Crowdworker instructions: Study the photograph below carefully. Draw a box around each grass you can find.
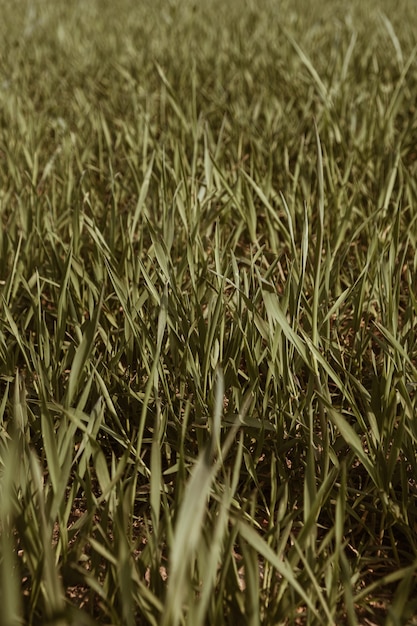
[1,0,417,623]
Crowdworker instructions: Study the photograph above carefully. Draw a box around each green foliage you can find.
[1,0,417,623]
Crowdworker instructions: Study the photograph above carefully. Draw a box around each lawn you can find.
[1,0,417,624]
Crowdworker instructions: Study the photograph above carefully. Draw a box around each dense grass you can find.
[1,0,417,623]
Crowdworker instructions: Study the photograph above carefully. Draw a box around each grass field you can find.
[1,0,417,624]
